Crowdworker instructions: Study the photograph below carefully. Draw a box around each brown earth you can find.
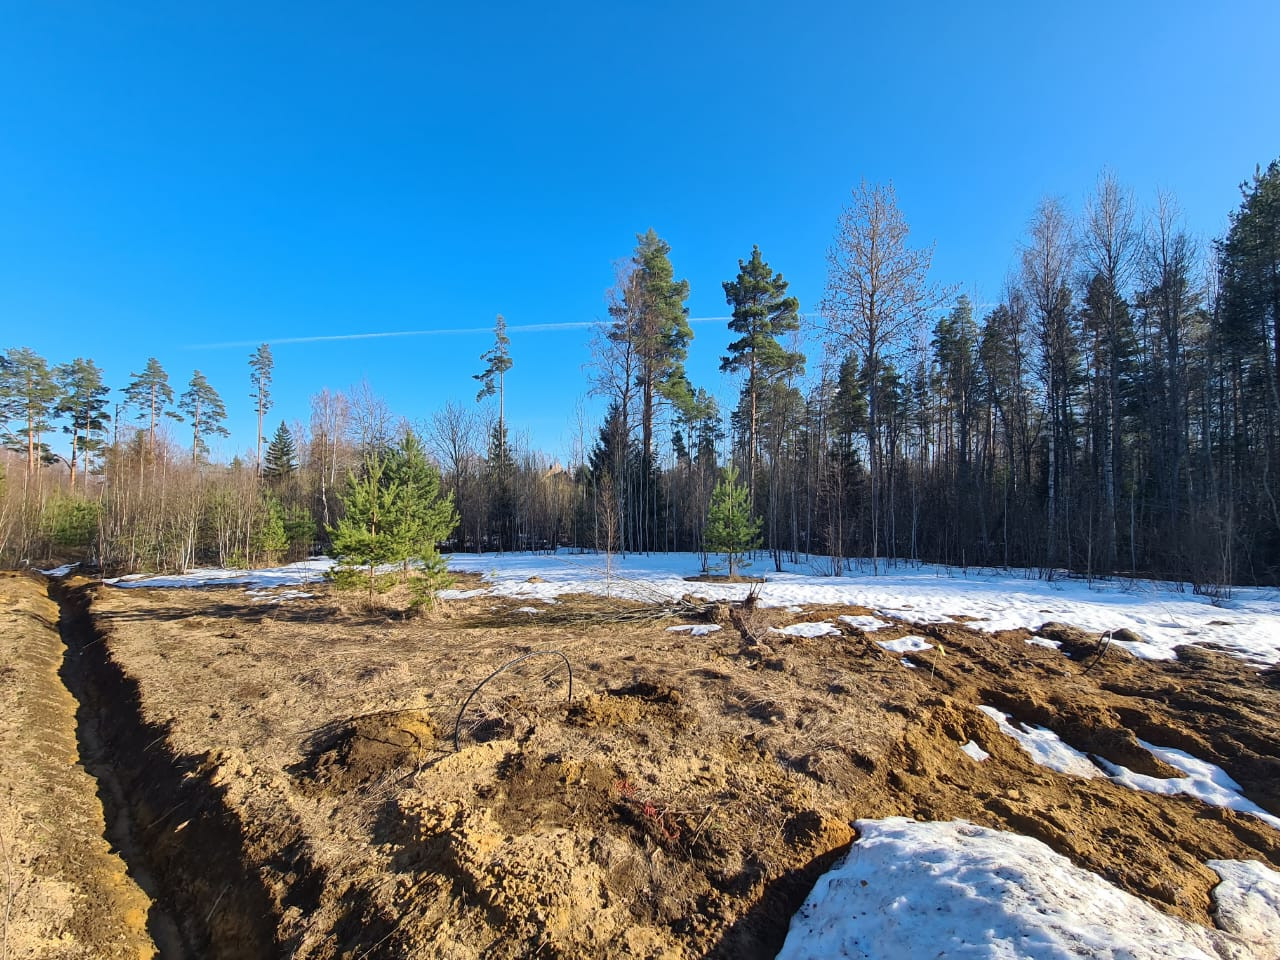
[0,572,156,960]
[4,571,1280,958]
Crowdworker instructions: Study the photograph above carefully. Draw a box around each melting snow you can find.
[977,706,1106,779]
[1098,743,1280,831]
[771,621,840,638]
[1208,859,1280,947]
[1026,635,1064,649]
[666,624,722,636]
[778,818,1266,960]
[961,740,990,762]
[876,635,934,654]
[39,562,79,577]
[838,613,892,631]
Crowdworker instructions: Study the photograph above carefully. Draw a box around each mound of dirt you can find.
[300,709,438,792]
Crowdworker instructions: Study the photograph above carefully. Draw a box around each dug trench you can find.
[51,577,293,959]
[11,575,1280,959]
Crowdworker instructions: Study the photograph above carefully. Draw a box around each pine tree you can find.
[721,245,804,494]
[0,347,60,475]
[474,315,513,433]
[703,464,762,578]
[328,453,403,600]
[383,431,458,601]
[263,421,298,480]
[54,357,111,487]
[123,358,177,459]
[178,370,230,462]
[250,343,274,476]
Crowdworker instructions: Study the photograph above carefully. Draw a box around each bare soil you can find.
[4,571,1280,958]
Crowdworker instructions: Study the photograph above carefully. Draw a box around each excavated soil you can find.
[4,571,1279,958]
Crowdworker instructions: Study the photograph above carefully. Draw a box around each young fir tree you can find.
[383,431,458,599]
[703,464,762,579]
[263,421,298,481]
[328,436,458,605]
[178,370,230,462]
[328,453,404,601]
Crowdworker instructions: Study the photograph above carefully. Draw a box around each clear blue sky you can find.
[2,1,1276,462]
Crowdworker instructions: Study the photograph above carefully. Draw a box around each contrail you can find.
[187,316,733,350]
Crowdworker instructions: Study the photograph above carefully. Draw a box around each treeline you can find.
[2,160,1278,587]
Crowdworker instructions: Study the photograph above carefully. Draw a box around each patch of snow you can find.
[1097,743,1280,831]
[1208,859,1280,947]
[245,589,314,603]
[876,635,933,654]
[899,658,917,669]
[666,624,722,636]
[977,706,1106,779]
[771,621,840,638]
[40,562,79,577]
[778,818,1251,960]
[1026,635,1063,649]
[106,558,336,590]
[837,614,891,631]
[515,606,541,614]
[961,740,990,762]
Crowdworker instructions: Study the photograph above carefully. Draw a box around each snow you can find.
[1208,859,1280,947]
[103,551,1280,665]
[106,558,335,589]
[1097,743,1280,831]
[666,624,722,636]
[898,658,917,670]
[1026,634,1064,649]
[778,817,1255,960]
[875,635,934,654]
[977,705,1106,779]
[39,562,79,577]
[977,709,1280,831]
[245,589,314,603]
[771,621,840,638]
[961,740,990,762]
[441,553,1280,665]
[515,606,541,614]
[837,614,892,631]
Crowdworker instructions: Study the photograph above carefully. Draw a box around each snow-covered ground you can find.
[440,552,1280,665]
[104,557,335,590]
[98,551,1280,664]
[777,818,1280,960]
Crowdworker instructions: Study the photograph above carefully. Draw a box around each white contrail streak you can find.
[188,316,732,350]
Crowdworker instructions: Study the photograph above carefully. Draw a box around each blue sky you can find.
[2,1,1277,463]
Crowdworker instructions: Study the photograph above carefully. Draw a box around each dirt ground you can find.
[5,569,1280,958]
[0,572,155,960]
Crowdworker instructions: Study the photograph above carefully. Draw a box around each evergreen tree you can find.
[474,314,513,433]
[703,464,762,578]
[383,431,458,597]
[263,421,298,480]
[54,357,111,487]
[178,370,230,462]
[0,347,59,475]
[250,343,274,476]
[123,357,177,458]
[328,453,403,600]
[721,245,804,492]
